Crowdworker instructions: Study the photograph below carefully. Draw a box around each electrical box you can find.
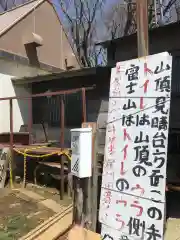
[71,128,92,178]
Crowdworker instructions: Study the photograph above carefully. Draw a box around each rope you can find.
[8,150,14,189]
[21,146,48,188]
[12,146,72,188]
[23,148,28,188]
[13,148,71,160]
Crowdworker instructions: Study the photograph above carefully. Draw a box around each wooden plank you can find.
[82,122,97,133]
[91,130,99,232]
[97,145,105,155]
[86,99,109,113]
[37,212,72,240]
[0,132,30,145]
[67,160,72,198]
[97,112,108,129]
[97,129,106,146]
[87,111,108,129]
[82,122,98,231]
[99,99,109,112]
[38,162,68,171]
[164,218,180,240]
[60,155,66,200]
[20,206,72,240]
[82,122,97,229]
[72,176,82,224]
[29,123,48,143]
[68,226,101,240]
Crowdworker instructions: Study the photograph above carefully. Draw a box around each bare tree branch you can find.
[0,0,28,11]
[0,0,29,11]
[104,0,178,41]
[174,0,180,20]
[58,0,106,67]
[163,0,177,15]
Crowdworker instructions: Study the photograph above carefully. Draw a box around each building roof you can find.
[12,66,111,84]
[97,21,180,48]
[0,0,46,37]
[0,0,81,71]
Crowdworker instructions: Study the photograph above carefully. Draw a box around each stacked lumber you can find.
[68,226,101,240]
[19,205,73,240]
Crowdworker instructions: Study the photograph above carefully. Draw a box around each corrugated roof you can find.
[0,0,45,36]
[12,66,111,84]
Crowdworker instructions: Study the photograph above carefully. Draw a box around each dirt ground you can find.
[25,183,72,207]
[0,189,53,239]
[2,182,180,240]
[164,191,180,240]
[0,183,72,240]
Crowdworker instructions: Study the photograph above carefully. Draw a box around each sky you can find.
[0,0,29,12]
[52,0,109,41]
[0,0,178,42]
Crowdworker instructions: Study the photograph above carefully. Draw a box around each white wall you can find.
[0,73,31,133]
[0,58,48,133]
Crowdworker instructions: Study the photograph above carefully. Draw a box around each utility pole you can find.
[136,0,149,57]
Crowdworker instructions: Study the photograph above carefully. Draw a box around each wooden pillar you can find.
[81,122,98,231]
[60,96,65,200]
[136,0,149,57]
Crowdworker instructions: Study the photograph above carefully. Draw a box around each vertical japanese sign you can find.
[99,52,172,240]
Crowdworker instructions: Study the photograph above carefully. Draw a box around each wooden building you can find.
[12,21,180,224]
[12,21,180,164]
[0,0,80,134]
[13,67,111,154]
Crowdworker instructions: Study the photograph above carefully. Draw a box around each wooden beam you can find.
[82,122,98,231]
[68,226,101,240]
[20,205,72,240]
[136,0,149,57]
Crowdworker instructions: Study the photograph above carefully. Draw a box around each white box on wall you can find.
[71,128,92,178]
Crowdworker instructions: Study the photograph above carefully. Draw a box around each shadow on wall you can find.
[24,43,40,67]
[13,83,31,131]
[0,72,31,133]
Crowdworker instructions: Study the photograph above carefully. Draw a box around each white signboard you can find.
[99,189,164,239]
[99,52,172,240]
[0,148,9,188]
[103,97,170,201]
[101,224,142,240]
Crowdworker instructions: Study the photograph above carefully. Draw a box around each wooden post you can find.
[67,158,72,198]
[136,0,149,57]
[60,155,65,200]
[82,122,97,231]
[60,96,65,200]
[9,99,15,187]
[91,127,98,232]
[73,122,98,230]
[73,176,84,225]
